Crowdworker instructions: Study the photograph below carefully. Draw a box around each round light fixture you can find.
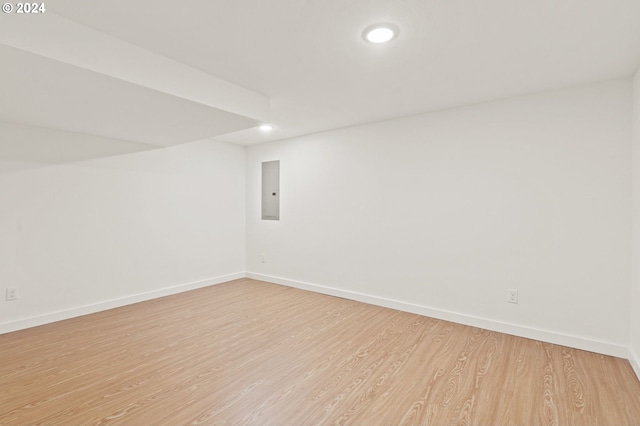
[259,124,274,132]
[362,23,399,44]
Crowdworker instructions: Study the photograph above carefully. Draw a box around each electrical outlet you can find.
[6,287,17,301]
[260,254,266,263]
[508,289,518,304]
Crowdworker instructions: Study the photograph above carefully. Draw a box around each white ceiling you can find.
[3,0,640,149]
[0,45,258,147]
[0,10,268,157]
[0,120,157,164]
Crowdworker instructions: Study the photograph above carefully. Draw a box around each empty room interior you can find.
[2,0,640,424]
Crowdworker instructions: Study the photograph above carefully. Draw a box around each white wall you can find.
[247,79,632,356]
[631,68,640,377]
[1,78,635,364]
[0,138,246,333]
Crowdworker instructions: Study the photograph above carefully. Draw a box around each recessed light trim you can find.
[259,124,274,132]
[362,23,399,44]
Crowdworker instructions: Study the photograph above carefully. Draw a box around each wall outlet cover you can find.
[6,287,18,301]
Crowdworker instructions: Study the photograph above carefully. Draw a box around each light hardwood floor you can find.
[1,278,639,425]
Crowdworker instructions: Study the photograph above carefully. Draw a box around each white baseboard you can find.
[0,272,245,335]
[247,272,629,359]
[3,271,634,368]
[630,344,640,382]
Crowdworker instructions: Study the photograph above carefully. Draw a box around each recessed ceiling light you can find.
[362,23,399,44]
[259,124,274,132]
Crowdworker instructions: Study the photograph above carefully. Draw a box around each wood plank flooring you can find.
[1,278,639,425]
